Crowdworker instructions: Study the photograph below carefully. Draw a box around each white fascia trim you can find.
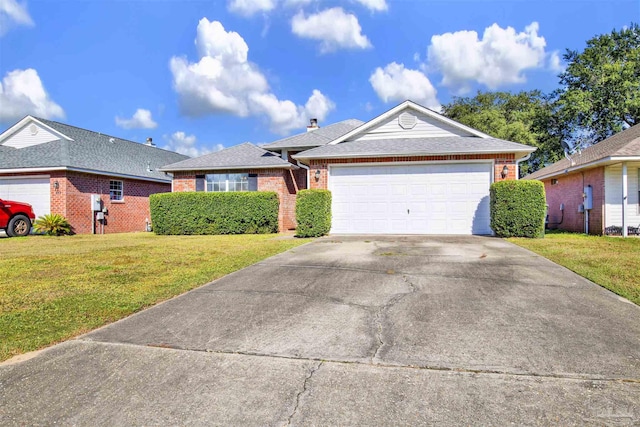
[530,156,640,180]
[0,166,171,183]
[0,116,73,145]
[327,101,491,146]
[295,149,534,161]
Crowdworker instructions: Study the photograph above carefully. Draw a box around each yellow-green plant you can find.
[33,214,72,236]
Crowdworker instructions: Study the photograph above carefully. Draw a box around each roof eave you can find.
[159,164,297,172]
[0,166,173,183]
[294,148,536,161]
[525,156,640,180]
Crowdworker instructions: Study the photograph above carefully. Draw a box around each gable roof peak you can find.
[327,100,492,146]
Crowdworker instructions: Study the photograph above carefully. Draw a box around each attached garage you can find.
[329,163,492,235]
[0,176,50,218]
[293,101,537,236]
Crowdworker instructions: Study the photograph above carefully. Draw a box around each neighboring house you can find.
[525,124,640,236]
[0,116,189,234]
[163,100,536,235]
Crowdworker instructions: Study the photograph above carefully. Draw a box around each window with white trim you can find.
[110,180,123,201]
[205,173,257,192]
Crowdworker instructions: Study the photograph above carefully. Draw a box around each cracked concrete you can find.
[1,235,639,425]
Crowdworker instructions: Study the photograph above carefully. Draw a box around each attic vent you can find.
[398,113,417,129]
[29,124,39,135]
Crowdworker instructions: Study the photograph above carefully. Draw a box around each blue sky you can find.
[0,0,636,156]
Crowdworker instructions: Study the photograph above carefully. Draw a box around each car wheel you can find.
[7,215,31,237]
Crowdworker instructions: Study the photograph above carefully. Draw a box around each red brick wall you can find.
[55,171,170,234]
[172,171,196,192]
[0,170,171,234]
[542,167,605,235]
[171,169,297,232]
[308,154,517,189]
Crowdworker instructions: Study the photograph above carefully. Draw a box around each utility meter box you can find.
[96,211,105,221]
[583,186,593,210]
[91,194,101,211]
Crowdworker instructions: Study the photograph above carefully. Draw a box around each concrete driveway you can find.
[1,236,639,425]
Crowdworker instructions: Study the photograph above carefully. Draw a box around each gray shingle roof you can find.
[262,119,364,150]
[160,142,295,171]
[0,117,189,182]
[293,136,536,160]
[525,124,640,180]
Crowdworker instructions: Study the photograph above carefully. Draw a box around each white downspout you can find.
[622,162,628,237]
[515,153,532,179]
[296,160,310,189]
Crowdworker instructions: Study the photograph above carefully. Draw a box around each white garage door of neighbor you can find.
[330,163,492,235]
[0,176,51,218]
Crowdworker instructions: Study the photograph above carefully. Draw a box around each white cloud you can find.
[163,131,224,157]
[369,62,440,110]
[228,0,276,16]
[0,68,64,123]
[427,22,548,93]
[291,7,372,53]
[0,0,33,36]
[548,50,565,73]
[354,0,387,12]
[170,18,334,134]
[115,108,158,129]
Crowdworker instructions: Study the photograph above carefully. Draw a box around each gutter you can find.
[159,164,297,173]
[515,153,532,179]
[293,149,536,161]
[296,160,311,187]
[0,166,172,183]
[526,156,640,181]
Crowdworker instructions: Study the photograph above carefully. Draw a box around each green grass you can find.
[508,231,640,305]
[0,233,311,361]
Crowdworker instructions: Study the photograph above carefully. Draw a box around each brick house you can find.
[164,100,536,235]
[0,116,188,234]
[524,124,640,236]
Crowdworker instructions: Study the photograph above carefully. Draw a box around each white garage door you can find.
[0,176,51,218]
[329,163,492,235]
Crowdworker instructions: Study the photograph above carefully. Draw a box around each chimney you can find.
[307,118,319,132]
[145,137,155,147]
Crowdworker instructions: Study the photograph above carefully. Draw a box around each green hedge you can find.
[296,189,332,237]
[150,192,279,235]
[490,180,546,238]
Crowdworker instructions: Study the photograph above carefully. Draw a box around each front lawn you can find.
[508,232,640,306]
[0,233,311,362]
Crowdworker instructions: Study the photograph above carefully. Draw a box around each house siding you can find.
[604,162,640,229]
[350,111,472,141]
[542,167,605,234]
[308,153,516,190]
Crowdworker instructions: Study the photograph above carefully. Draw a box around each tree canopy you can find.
[441,91,563,176]
[441,23,639,175]
[557,23,640,145]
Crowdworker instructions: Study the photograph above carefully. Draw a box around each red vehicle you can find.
[0,198,36,237]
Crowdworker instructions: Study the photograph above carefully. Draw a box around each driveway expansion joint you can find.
[74,340,640,384]
[285,361,323,426]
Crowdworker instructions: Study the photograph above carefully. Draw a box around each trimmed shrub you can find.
[150,192,279,235]
[296,189,331,238]
[490,180,546,238]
